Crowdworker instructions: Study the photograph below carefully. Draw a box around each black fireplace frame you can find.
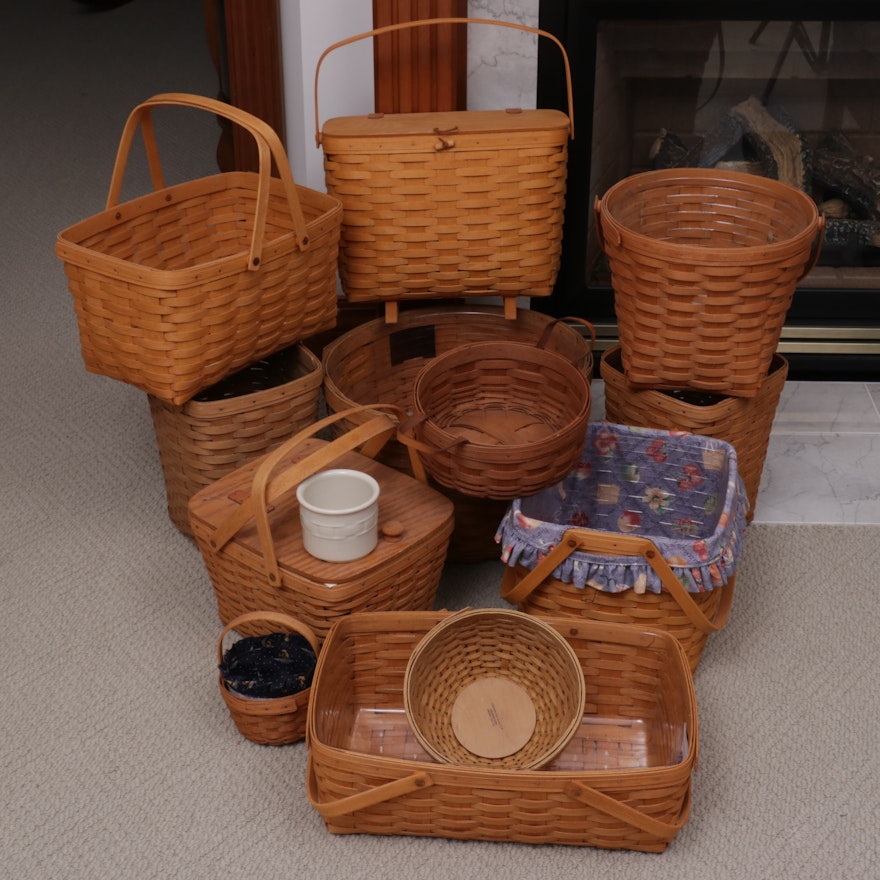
[535,1,880,380]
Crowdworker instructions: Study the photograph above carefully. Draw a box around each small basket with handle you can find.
[218,610,320,746]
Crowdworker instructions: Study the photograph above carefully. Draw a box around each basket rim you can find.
[598,167,821,261]
[411,340,591,452]
[309,610,698,782]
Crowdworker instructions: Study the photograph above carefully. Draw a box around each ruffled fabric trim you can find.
[495,422,749,594]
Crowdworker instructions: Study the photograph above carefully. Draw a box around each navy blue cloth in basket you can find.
[495,422,749,594]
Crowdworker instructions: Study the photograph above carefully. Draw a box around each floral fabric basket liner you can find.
[496,422,749,594]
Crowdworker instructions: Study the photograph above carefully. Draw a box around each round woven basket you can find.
[403,609,586,769]
[600,345,788,521]
[595,168,822,398]
[218,611,319,746]
[401,341,592,500]
[321,305,594,557]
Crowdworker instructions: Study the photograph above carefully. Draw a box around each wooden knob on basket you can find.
[380,521,404,542]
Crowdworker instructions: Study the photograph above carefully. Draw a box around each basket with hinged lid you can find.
[188,406,454,644]
[316,17,574,322]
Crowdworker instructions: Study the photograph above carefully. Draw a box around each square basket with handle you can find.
[56,92,342,405]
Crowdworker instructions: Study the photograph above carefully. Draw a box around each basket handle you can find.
[563,779,692,839]
[217,611,321,664]
[307,758,434,819]
[798,214,826,280]
[105,92,312,271]
[207,404,415,585]
[314,17,574,146]
[501,528,734,636]
[593,196,621,252]
[535,316,597,372]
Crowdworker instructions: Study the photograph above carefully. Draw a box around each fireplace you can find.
[536,1,880,379]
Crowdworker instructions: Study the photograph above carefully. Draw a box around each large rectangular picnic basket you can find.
[56,92,342,405]
[307,610,698,852]
[315,18,574,321]
[187,407,454,644]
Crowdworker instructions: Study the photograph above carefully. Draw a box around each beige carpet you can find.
[2,2,878,878]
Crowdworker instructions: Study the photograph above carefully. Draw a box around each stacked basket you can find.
[496,169,824,676]
[594,167,825,519]
[316,17,597,561]
[55,92,344,537]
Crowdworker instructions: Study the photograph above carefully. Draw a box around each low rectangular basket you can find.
[600,344,788,521]
[55,92,342,405]
[188,406,454,644]
[148,343,322,539]
[594,168,823,398]
[497,422,749,672]
[316,17,573,322]
[307,610,698,853]
[321,304,595,561]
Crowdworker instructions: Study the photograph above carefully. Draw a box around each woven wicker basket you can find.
[601,345,788,521]
[188,407,454,644]
[322,305,595,560]
[403,609,585,769]
[307,611,697,852]
[497,422,749,672]
[399,341,592,499]
[218,611,319,746]
[595,168,822,398]
[56,93,342,405]
[149,344,322,538]
[501,536,734,675]
[316,17,573,321]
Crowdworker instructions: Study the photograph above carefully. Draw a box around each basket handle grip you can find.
[106,92,312,271]
[535,316,597,372]
[217,611,321,664]
[501,528,733,636]
[314,17,574,146]
[593,196,621,251]
[563,779,692,839]
[307,758,434,819]
[798,213,826,280]
[207,404,415,584]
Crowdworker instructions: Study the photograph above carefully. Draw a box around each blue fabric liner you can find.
[496,422,749,594]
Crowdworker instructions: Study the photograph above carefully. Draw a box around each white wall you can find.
[279,0,375,192]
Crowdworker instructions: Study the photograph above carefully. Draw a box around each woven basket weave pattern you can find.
[218,611,319,746]
[405,341,591,499]
[148,344,322,538]
[308,611,696,852]
[597,168,821,398]
[324,139,567,301]
[56,93,342,405]
[403,609,586,769]
[322,306,594,561]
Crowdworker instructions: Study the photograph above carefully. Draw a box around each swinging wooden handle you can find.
[107,93,312,270]
[314,17,575,145]
[501,528,734,636]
